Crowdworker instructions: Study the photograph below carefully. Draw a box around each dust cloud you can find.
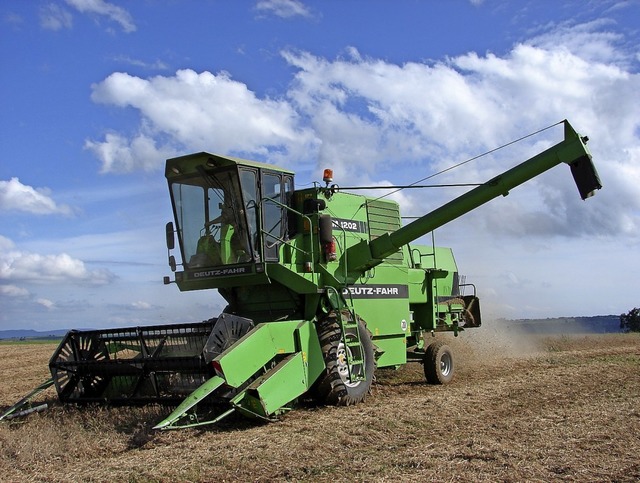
[434,317,547,370]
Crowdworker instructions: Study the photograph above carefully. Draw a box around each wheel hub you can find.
[440,352,452,377]
[336,342,361,388]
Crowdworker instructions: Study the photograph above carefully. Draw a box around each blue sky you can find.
[1,0,639,331]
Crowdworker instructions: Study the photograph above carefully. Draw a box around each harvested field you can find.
[1,331,639,482]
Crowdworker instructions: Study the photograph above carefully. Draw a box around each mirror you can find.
[166,222,175,250]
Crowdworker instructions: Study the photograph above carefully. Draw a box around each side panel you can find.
[216,321,299,387]
[348,265,411,368]
[233,320,324,416]
[408,245,460,331]
[373,337,408,368]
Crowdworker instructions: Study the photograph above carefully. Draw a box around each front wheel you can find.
[423,341,454,384]
[312,312,375,406]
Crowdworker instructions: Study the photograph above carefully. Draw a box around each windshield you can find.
[171,167,253,268]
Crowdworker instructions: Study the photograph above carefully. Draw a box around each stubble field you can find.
[1,328,639,482]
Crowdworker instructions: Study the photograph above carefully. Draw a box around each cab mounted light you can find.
[323,168,333,185]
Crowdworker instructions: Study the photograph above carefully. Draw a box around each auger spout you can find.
[345,120,601,277]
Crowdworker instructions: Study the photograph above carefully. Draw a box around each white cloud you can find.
[86,22,640,239]
[131,300,152,310]
[0,235,14,251]
[40,3,73,30]
[36,298,55,309]
[88,69,318,171]
[527,19,629,67]
[278,29,640,238]
[282,43,626,167]
[0,178,73,215]
[85,132,176,173]
[254,0,313,19]
[0,284,30,297]
[112,55,169,71]
[0,247,115,285]
[65,0,135,33]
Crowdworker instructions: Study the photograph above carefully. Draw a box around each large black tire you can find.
[313,312,375,406]
[423,341,454,384]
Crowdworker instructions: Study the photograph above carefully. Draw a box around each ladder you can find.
[326,286,366,383]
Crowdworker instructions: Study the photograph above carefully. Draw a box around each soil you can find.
[1,331,639,482]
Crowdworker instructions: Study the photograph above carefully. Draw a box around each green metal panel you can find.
[366,199,403,264]
[407,265,427,304]
[216,321,299,387]
[367,199,401,237]
[423,246,458,296]
[406,245,464,332]
[293,317,325,384]
[238,352,308,416]
[153,376,226,430]
[347,265,411,337]
[266,262,319,294]
[373,336,407,368]
[227,319,323,418]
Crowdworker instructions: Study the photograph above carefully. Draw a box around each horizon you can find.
[0,314,624,336]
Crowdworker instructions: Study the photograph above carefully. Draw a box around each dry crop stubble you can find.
[0,333,639,482]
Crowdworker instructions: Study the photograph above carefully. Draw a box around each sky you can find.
[1,0,639,332]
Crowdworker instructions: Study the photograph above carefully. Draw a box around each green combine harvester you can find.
[2,121,601,429]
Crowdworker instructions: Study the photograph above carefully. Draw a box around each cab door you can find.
[261,171,293,261]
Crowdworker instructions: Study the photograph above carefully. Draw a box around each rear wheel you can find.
[313,312,375,405]
[423,341,454,384]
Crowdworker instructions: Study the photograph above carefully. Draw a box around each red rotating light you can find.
[323,168,333,184]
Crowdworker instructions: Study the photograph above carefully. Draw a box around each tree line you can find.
[620,308,640,332]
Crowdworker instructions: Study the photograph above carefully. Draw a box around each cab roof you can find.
[165,151,295,178]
